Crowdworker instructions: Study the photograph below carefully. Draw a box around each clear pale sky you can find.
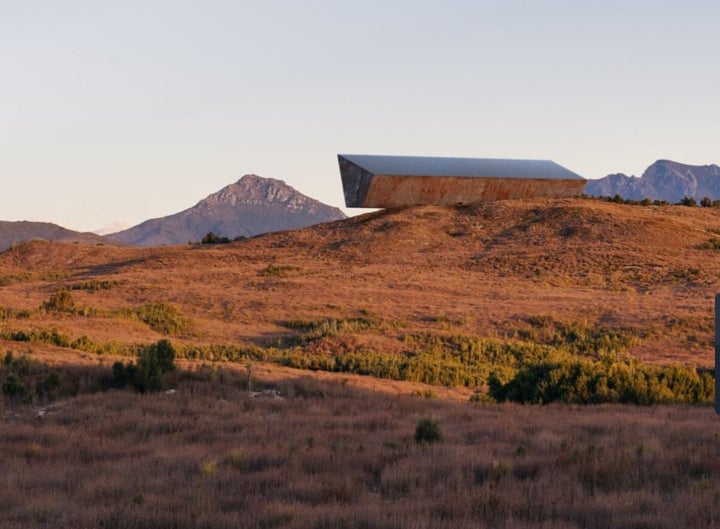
[2,1,718,233]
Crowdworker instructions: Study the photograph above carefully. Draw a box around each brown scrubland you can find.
[2,197,720,527]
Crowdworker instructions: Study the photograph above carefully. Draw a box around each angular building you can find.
[338,154,586,208]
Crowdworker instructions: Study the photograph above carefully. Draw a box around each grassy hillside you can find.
[1,197,717,370]
[3,197,720,528]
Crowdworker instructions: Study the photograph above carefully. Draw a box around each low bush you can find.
[489,359,713,405]
[121,303,189,335]
[0,351,92,404]
[42,289,75,313]
[699,238,720,250]
[415,418,443,444]
[259,264,300,277]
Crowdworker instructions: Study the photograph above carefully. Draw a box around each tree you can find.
[202,232,230,244]
[133,339,176,393]
[111,339,176,393]
[701,197,712,207]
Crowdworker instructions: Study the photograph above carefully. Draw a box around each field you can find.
[2,363,720,529]
[2,198,720,527]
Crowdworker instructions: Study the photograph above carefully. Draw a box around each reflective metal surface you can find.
[338,154,586,208]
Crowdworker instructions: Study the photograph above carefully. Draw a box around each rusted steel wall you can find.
[356,175,585,208]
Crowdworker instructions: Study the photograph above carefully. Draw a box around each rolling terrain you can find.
[0,196,717,370]
[0,221,108,253]
[4,196,720,528]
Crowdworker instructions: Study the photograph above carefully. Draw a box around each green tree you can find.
[202,232,230,244]
[133,339,176,393]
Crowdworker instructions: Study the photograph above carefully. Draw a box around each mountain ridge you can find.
[585,160,720,202]
[0,221,108,252]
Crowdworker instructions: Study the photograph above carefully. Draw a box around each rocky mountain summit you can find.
[585,160,720,202]
[107,175,346,246]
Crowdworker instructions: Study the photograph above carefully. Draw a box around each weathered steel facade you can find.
[338,154,586,208]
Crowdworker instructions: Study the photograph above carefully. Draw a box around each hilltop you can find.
[107,174,346,246]
[0,197,717,371]
[0,221,108,253]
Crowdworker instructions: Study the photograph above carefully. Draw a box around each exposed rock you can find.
[585,160,720,202]
[107,175,346,246]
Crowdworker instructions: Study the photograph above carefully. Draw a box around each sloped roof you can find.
[338,154,586,208]
[339,154,584,181]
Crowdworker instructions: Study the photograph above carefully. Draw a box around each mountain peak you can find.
[647,159,720,173]
[199,174,304,209]
[109,174,346,246]
[585,159,720,201]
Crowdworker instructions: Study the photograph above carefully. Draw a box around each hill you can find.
[585,159,720,202]
[0,221,108,252]
[3,197,719,529]
[106,174,346,246]
[0,197,717,374]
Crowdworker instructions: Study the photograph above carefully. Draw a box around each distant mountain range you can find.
[0,221,107,253]
[106,175,346,246]
[584,160,720,202]
[3,163,720,253]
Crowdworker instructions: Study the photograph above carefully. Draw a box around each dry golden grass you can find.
[2,198,720,527]
[0,198,718,368]
[1,368,719,529]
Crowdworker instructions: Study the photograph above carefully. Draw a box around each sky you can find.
[2,0,719,233]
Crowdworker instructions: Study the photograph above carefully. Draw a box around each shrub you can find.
[489,359,713,405]
[415,418,443,444]
[700,238,720,250]
[69,279,120,291]
[678,196,697,207]
[202,232,230,244]
[259,264,300,277]
[43,289,75,313]
[2,373,26,398]
[112,339,177,393]
[122,303,189,335]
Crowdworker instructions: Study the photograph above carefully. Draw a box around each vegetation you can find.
[2,366,720,529]
[591,194,670,206]
[120,302,190,335]
[0,351,93,404]
[42,288,75,313]
[201,231,231,244]
[258,264,301,277]
[69,279,120,291]
[0,307,31,320]
[111,339,177,393]
[414,418,443,444]
[489,359,713,405]
[200,232,246,244]
[699,237,720,250]
[0,312,710,404]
